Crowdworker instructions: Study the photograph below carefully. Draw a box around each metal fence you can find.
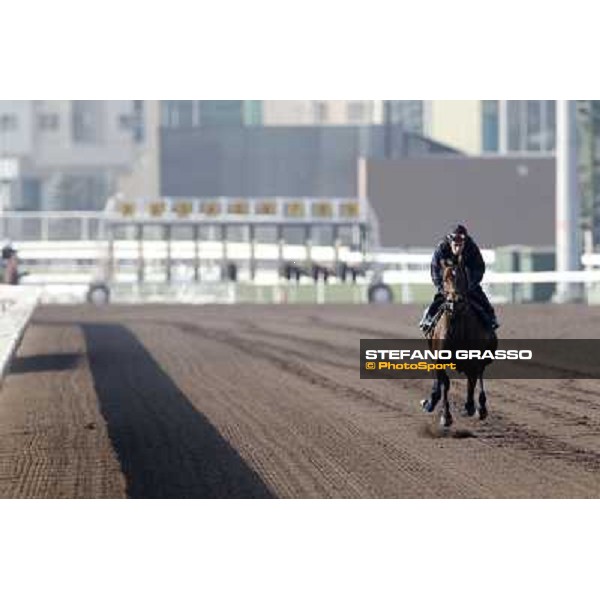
[0,212,105,242]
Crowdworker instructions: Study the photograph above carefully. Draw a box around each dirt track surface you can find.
[2,303,600,498]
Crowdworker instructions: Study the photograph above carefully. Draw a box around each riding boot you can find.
[484,302,499,330]
[470,286,499,330]
[419,307,434,331]
[419,293,444,332]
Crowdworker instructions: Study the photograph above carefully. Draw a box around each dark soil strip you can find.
[82,323,274,499]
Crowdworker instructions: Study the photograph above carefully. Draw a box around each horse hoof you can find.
[440,414,453,428]
[478,405,488,421]
[421,399,434,413]
[462,402,476,417]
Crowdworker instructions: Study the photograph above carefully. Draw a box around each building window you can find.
[161,101,196,128]
[38,113,59,130]
[118,114,133,129]
[161,100,258,128]
[481,100,499,152]
[20,178,41,211]
[72,101,102,144]
[507,100,523,151]
[347,101,365,123]
[243,100,262,126]
[198,101,244,126]
[315,101,329,123]
[526,100,542,151]
[132,100,145,142]
[388,101,424,134]
[0,114,18,131]
[175,101,194,127]
[543,100,556,151]
[161,101,177,127]
[505,100,555,153]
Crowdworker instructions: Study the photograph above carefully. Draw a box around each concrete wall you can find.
[366,156,555,247]
[160,125,459,198]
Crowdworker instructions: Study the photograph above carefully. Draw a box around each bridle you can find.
[442,260,469,321]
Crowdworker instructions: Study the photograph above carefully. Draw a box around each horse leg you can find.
[421,371,442,413]
[462,372,477,417]
[478,373,488,420]
[440,370,453,428]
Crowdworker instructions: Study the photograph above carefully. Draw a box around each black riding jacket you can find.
[431,237,485,292]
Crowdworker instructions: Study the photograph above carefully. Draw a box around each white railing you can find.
[14,240,356,262]
[581,253,600,267]
[14,242,496,270]
[368,249,496,266]
[0,212,104,241]
[381,270,600,284]
[11,239,600,305]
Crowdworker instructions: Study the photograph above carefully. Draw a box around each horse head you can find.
[442,256,466,297]
[442,256,469,317]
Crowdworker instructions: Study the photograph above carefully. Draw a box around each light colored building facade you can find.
[0,100,146,210]
[425,100,484,154]
[420,100,557,155]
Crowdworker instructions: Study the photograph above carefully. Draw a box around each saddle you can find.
[424,297,492,336]
[467,298,490,328]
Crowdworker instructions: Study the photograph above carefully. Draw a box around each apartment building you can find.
[0,100,146,210]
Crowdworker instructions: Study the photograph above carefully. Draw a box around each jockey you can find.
[419,224,499,332]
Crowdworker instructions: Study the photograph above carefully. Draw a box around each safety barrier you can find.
[0,286,41,383]
[381,269,600,284]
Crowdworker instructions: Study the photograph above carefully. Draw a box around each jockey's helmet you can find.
[447,224,468,243]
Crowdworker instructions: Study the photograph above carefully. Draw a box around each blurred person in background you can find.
[2,243,20,285]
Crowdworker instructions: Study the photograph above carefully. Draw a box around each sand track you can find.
[1,303,600,498]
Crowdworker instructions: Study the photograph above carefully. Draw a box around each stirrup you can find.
[484,316,499,331]
[419,317,435,334]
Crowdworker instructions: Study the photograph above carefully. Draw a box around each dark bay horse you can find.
[420,256,497,427]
